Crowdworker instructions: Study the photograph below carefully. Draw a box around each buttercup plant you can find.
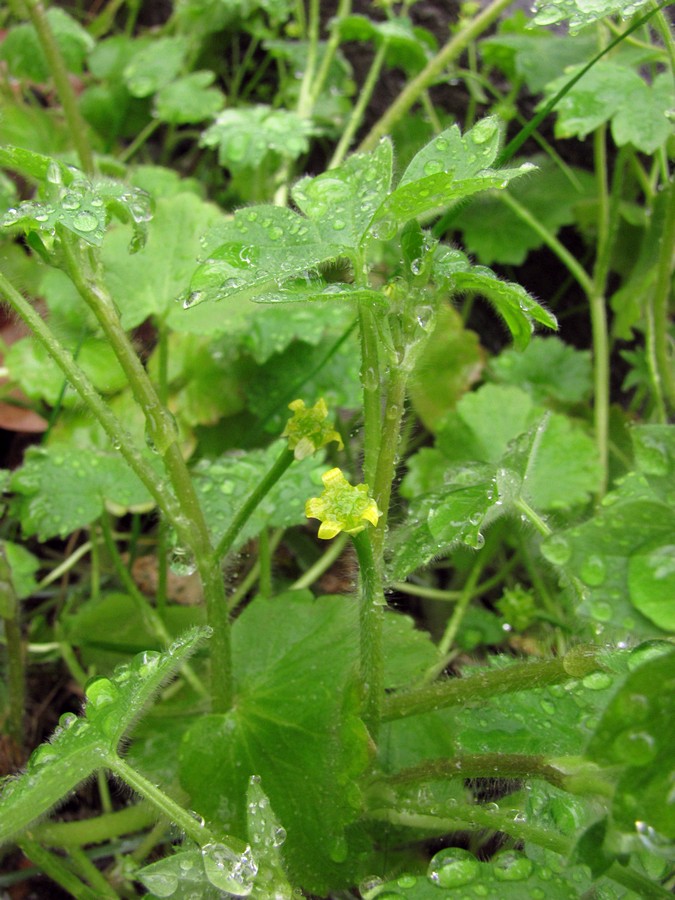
[0,0,673,896]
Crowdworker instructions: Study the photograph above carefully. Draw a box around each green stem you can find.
[21,0,94,173]
[105,754,218,847]
[16,840,101,900]
[329,40,389,169]
[590,124,611,495]
[308,0,352,109]
[367,805,570,854]
[296,0,319,117]
[118,119,162,164]
[649,171,675,415]
[214,446,295,561]
[352,529,385,738]
[422,553,484,684]
[291,532,349,590]
[68,847,118,899]
[0,270,181,528]
[357,0,515,152]
[258,528,272,599]
[382,752,613,797]
[514,498,552,538]
[358,305,383,488]
[58,237,232,710]
[371,364,407,565]
[3,614,24,745]
[498,192,594,297]
[383,647,605,722]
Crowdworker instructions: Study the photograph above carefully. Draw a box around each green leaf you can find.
[201,106,314,172]
[246,777,293,897]
[452,156,596,265]
[137,849,222,899]
[0,8,94,81]
[541,467,675,633]
[186,207,340,308]
[292,138,393,249]
[101,191,225,329]
[179,591,369,892]
[9,446,155,540]
[366,848,583,898]
[544,63,674,153]
[123,36,189,98]
[2,541,40,601]
[155,71,225,125]
[586,645,675,838]
[533,0,653,33]
[627,539,675,631]
[0,628,208,845]
[454,655,624,757]
[6,336,128,405]
[0,167,153,251]
[490,337,592,406]
[337,15,435,74]
[481,31,597,94]
[191,441,325,549]
[370,118,536,236]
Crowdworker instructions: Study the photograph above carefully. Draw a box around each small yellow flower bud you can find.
[282,398,344,460]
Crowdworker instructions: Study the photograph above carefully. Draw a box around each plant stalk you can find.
[214,446,295,561]
[21,0,94,173]
[59,236,232,710]
[352,529,385,738]
[16,840,101,900]
[383,647,606,722]
[357,0,515,152]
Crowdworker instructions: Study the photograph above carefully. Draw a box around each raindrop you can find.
[541,534,571,566]
[589,600,612,622]
[581,671,612,691]
[371,215,397,241]
[423,159,444,176]
[427,848,479,888]
[72,210,99,233]
[58,712,78,730]
[183,290,203,309]
[201,842,258,896]
[471,119,498,144]
[169,547,197,576]
[272,826,286,848]
[85,676,118,709]
[359,876,383,899]
[491,851,533,881]
[61,192,82,211]
[140,870,178,897]
[332,218,346,231]
[579,554,606,586]
[434,138,449,152]
[361,366,379,392]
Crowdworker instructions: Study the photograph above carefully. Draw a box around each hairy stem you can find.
[383,647,606,722]
[16,840,102,900]
[352,529,385,738]
[59,237,232,710]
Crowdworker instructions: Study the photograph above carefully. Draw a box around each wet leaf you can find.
[123,36,189,98]
[533,0,654,32]
[155,71,225,125]
[9,446,155,540]
[0,8,94,81]
[490,337,592,406]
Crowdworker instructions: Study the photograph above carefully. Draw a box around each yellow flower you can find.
[281,398,344,460]
[305,468,382,539]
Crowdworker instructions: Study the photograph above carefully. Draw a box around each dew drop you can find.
[427,848,480,888]
[359,876,383,899]
[61,192,81,211]
[491,851,533,881]
[201,842,257,896]
[581,671,612,691]
[541,534,571,566]
[72,210,99,233]
[423,159,444,176]
[471,119,498,144]
[169,547,197,576]
[332,218,346,231]
[579,554,606,586]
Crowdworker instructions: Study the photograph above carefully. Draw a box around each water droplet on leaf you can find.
[427,848,480,888]
[491,851,533,881]
[72,210,99,233]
